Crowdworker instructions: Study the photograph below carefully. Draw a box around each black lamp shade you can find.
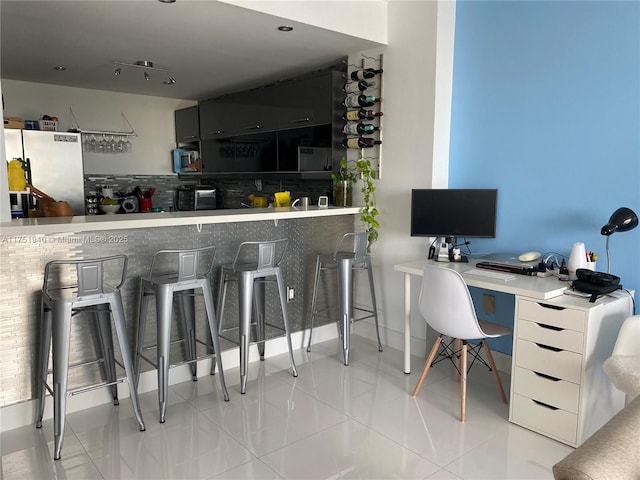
[600,207,639,236]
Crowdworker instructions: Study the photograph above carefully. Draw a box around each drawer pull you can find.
[246,125,263,130]
[537,303,566,311]
[534,371,561,382]
[207,130,225,135]
[533,399,559,411]
[536,322,563,331]
[535,343,563,352]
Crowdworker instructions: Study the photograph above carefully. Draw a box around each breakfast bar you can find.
[0,206,360,411]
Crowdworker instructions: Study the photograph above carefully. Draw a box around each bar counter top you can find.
[0,206,361,235]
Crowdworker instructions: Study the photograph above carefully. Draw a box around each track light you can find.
[113,60,176,85]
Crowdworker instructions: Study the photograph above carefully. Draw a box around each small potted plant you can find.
[332,156,380,247]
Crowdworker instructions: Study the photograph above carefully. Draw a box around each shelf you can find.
[69,108,137,137]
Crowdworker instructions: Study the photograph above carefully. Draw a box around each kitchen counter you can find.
[0,206,361,235]
[1,205,359,415]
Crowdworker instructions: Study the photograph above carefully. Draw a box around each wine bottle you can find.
[342,94,382,108]
[342,122,380,136]
[341,137,382,149]
[343,109,384,121]
[343,80,377,94]
[350,68,383,81]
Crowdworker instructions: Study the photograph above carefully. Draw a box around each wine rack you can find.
[342,54,384,177]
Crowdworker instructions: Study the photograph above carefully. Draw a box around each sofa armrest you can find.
[552,395,640,480]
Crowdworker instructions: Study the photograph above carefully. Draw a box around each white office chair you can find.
[411,263,512,422]
[603,315,640,405]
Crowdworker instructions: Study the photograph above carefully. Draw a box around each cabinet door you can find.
[199,95,270,140]
[175,106,200,143]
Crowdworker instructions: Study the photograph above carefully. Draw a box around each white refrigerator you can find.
[5,129,85,215]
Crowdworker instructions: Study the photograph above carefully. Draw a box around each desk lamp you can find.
[600,207,638,273]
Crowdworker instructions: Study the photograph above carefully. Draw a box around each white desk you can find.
[394,258,567,374]
[395,258,633,446]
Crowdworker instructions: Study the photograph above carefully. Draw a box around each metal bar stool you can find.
[214,239,298,393]
[35,254,145,460]
[135,246,229,423]
[306,232,383,365]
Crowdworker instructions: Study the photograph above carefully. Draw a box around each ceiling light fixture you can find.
[53,66,67,71]
[158,0,176,3]
[278,25,294,32]
[113,60,176,85]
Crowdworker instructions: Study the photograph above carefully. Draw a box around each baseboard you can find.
[0,322,511,432]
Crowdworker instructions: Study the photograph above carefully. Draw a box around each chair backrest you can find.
[611,315,640,357]
[419,263,486,340]
[43,254,128,298]
[232,238,288,271]
[147,246,217,281]
[333,232,369,261]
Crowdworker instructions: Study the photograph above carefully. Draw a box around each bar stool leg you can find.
[110,293,146,432]
[94,304,119,404]
[212,270,228,375]
[275,269,298,378]
[238,272,254,394]
[201,279,229,402]
[35,303,52,428]
[253,280,266,360]
[366,258,383,352]
[134,280,150,389]
[337,258,353,366]
[51,301,73,461]
[306,256,322,352]
[155,283,174,422]
[179,289,198,380]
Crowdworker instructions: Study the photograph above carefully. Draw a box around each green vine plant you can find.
[333,156,379,249]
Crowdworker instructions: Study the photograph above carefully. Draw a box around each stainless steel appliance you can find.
[4,129,85,215]
[175,185,217,210]
[298,146,331,171]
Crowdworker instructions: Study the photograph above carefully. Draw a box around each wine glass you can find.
[98,135,107,153]
[116,136,125,153]
[108,135,116,153]
[125,137,133,153]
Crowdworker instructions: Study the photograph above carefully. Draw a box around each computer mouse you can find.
[518,251,541,262]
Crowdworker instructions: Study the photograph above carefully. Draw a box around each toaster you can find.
[175,186,217,210]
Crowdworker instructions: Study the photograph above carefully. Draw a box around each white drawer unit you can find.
[509,295,633,447]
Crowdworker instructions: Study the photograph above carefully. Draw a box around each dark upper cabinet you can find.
[199,71,337,140]
[175,106,200,143]
[194,68,343,175]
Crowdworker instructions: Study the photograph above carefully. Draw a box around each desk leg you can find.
[404,272,411,374]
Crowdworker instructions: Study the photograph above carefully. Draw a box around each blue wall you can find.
[449,1,639,355]
[450,0,639,302]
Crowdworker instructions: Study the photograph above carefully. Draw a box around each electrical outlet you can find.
[287,286,295,302]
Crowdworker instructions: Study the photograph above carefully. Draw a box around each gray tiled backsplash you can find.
[84,175,334,212]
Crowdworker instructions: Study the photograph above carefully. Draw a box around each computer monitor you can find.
[411,189,498,250]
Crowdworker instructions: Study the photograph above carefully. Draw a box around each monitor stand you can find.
[444,236,469,263]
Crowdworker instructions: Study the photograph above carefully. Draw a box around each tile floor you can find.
[1,336,573,479]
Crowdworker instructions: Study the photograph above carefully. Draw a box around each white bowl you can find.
[100,204,120,214]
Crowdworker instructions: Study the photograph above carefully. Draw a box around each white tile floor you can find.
[1,336,573,479]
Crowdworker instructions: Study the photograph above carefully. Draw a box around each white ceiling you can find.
[1,0,384,101]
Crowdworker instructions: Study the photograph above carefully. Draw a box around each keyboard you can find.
[463,268,516,282]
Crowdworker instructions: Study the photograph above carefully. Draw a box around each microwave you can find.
[298,146,331,171]
[175,186,217,210]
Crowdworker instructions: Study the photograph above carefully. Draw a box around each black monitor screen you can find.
[411,189,497,239]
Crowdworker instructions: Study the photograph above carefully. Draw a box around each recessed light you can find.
[53,66,67,71]
[158,0,176,3]
[278,25,294,32]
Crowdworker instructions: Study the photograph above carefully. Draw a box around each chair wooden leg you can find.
[460,342,467,422]
[454,338,462,382]
[481,339,507,404]
[411,336,442,397]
